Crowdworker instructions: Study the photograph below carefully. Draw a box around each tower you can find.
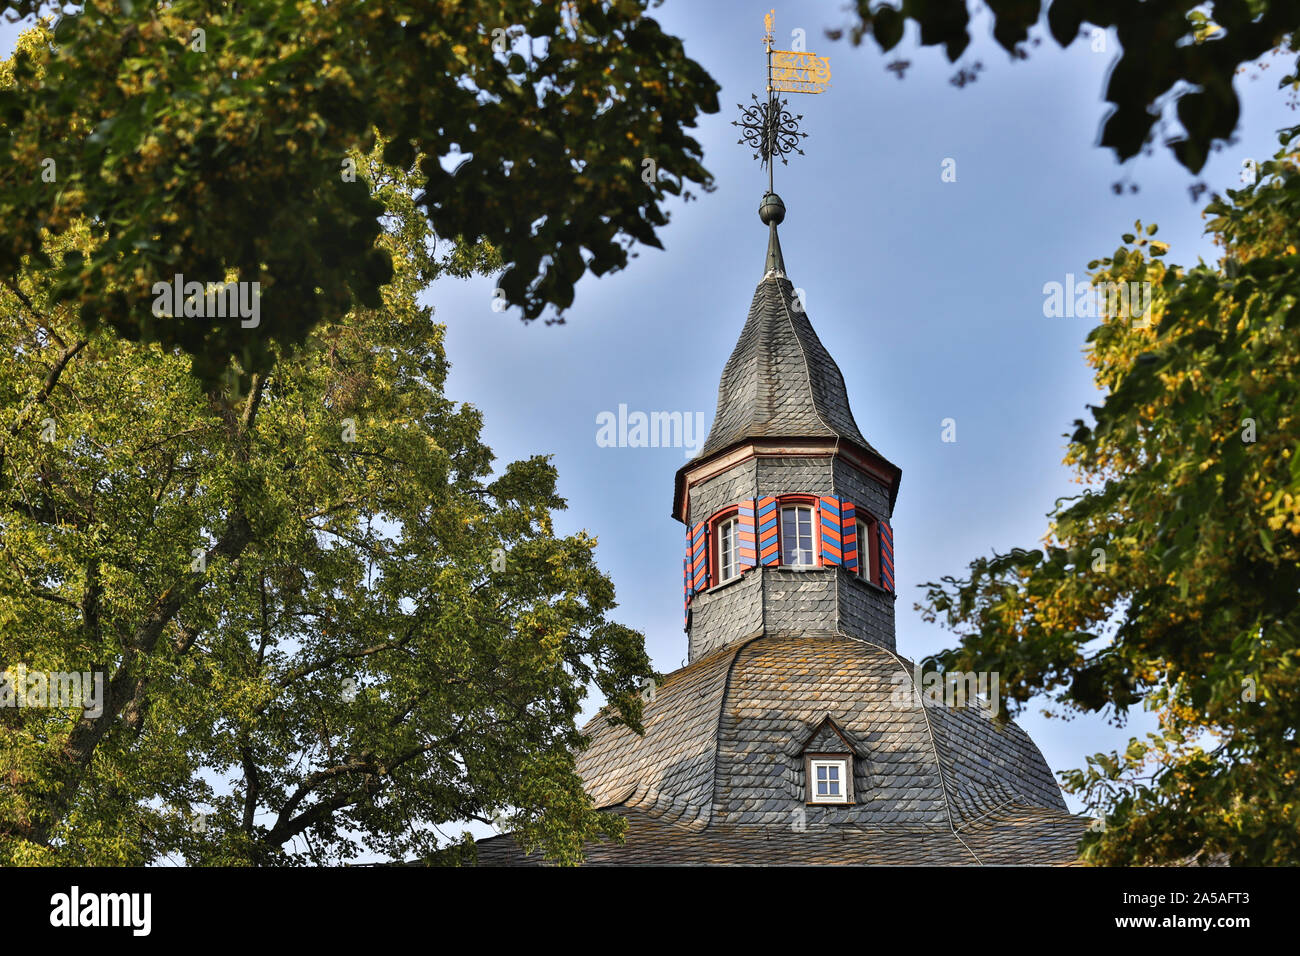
[676,193,901,663]
[474,206,1083,864]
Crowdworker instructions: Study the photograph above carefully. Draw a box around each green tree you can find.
[918,136,1300,865]
[0,0,719,381]
[0,132,654,865]
[836,1,1299,173]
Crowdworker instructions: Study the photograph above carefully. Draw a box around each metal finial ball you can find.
[759,192,786,225]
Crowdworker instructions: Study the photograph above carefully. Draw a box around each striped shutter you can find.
[819,496,845,566]
[878,519,895,592]
[840,500,858,574]
[684,527,694,597]
[683,555,691,627]
[756,496,780,565]
[736,499,758,570]
[689,520,710,592]
[818,497,859,573]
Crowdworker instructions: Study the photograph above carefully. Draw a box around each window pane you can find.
[719,519,735,581]
[857,520,871,580]
[782,506,814,565]
[811,762,847,802]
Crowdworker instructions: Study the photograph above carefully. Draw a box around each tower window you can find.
[781,505,815,566]
[856,517,873,583]
[716,516,741,583]
[808,758,849,804]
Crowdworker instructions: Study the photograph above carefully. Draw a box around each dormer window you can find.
[780,504,815,566]
[801,716,858,805]
[716,515,741,583]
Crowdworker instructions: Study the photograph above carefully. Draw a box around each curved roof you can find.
[696,273,878,460]
[576,631,1068,830]
[671,225,902,520]
[474,631,1083,865]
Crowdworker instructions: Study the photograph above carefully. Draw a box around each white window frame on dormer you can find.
[716,515,741,584]
[809,758,849,804]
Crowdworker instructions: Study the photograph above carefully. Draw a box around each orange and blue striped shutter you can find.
[689,520,709,592]
[756,496,779,565]
[819,496,845,566]
[683,555,691,626]
[684,527,693,596]
[841,500,858,573]
[879,519,895,592]
[820,497,860,573]
[737,499,758,570]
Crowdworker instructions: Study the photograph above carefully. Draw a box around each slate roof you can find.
[696,273,878,460]
[471,631,1086,865]
[473,802,1084,866]
[672,230,902,520]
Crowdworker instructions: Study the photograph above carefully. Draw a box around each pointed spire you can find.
[765,222,785,277]
[759,192,786,277]
[672,205,902,522]
[688,197,877,462]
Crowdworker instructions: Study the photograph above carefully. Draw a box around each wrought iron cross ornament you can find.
[732,93,806,169]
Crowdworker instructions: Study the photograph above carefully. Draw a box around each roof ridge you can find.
[776,274,839,442]
[875,641,984,866]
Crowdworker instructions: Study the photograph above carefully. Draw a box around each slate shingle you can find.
[697,276,876,459]
[470,632,1086,865]
[471,802,1085,866]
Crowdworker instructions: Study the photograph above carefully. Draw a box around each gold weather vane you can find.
[765,10,831,95]
[733,10,831,195]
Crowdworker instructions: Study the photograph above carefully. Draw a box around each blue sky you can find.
[4,3,1294,824]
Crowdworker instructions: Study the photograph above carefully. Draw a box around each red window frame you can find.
[776,494,821,568]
